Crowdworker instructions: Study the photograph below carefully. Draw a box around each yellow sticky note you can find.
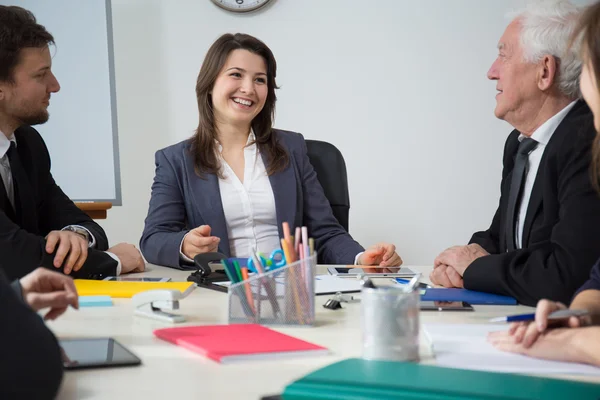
[74,280,195,298]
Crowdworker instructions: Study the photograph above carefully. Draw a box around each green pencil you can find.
[232,260,244,282]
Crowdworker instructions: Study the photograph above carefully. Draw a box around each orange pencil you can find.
[283,222,292,243]
[282,222,298,261]
[241,267,256,316]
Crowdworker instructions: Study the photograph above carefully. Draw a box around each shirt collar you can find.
[0,130,16,159]
[215,129,256,153]
[518,101,577,145]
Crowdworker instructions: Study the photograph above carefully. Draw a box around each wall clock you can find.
[210,0,272,13]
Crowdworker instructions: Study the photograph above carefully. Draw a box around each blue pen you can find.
[395,278,431,289]
[490,309,589,323]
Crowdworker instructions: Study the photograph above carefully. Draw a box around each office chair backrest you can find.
[305,139,350,232]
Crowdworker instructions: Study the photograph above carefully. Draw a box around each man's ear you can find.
[538,54,558,91]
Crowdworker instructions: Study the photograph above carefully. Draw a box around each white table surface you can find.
[52,264,588,400]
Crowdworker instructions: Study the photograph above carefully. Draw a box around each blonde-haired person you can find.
[488,1,600,367]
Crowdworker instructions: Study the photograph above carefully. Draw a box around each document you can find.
[214,274,362,295]
[424,323,600,375]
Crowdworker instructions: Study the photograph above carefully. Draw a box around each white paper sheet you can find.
[314,275,363,294]
[214,275,362,295]
[424,323,600,375]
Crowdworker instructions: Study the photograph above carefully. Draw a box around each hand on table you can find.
[487,299,591,348]
[358,243,403,273]
[108,243,146,274]
[45,230,88,274]
[430,244,489,287]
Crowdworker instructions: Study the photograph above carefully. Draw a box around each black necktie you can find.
[7,142,38,233]
[505,137,538,252]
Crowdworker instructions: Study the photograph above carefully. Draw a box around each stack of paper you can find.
[424,323,600,375]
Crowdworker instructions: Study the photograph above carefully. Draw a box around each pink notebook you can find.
[153,324,329,364]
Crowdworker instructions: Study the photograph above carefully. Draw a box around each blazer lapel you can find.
[521,165,544,247]
[188,166,231,257]
[501,134,519,252]
[521,102,586,246]
[264,152,297,238]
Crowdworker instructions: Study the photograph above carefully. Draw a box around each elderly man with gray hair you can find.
[430,0,600,306]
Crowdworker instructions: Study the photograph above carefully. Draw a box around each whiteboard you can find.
[1,0,121,204]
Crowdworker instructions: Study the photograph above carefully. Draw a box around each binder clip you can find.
[323,297,342,310]
[323,292,355,310]
[132,289,191,323]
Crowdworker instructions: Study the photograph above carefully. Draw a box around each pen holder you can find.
[361,285,419,362]
[227,254,316,326]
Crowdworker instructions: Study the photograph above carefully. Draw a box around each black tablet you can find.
[420,301,474,311]
[59,338,141,370]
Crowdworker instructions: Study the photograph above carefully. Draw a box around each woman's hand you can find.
[488,326,600,366]
[488,299,591,349]
[358,243,402,272]
[182,225,220,259]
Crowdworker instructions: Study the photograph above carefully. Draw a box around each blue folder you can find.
[421,288,517,305]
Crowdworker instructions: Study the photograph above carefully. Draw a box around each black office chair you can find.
[305,139,350,232]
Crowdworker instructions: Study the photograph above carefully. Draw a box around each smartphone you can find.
[103,277,171,282]
[327,267,416,278]
[60,338,141,370]
[420,301,474,311]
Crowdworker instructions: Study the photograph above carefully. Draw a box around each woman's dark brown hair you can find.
[573,1,600,193]
[190,33,288,178]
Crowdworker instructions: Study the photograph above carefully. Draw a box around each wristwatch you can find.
[64,225,90,243]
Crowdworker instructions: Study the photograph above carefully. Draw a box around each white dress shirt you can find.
[515,101,577,249]
[0,130,121,274]
[218,132,280,257]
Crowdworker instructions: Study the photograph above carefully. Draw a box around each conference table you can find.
[51,264,588,400]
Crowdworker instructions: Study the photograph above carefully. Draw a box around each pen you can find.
[221,260,237,283]
[489,309,590,323]
[395,278,431,289]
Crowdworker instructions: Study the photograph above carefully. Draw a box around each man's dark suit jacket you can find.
[465,101,600,306]
[0,125,117,281]
[0,270,63,399]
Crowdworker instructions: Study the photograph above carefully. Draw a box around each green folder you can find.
[282,358,600,399]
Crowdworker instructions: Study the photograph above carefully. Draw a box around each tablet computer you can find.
[103,277,171,282]
[420,301,474,311]
[327,267,416,278]
[60,338,141,370]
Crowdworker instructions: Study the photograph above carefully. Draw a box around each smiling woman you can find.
[139,32,403,270]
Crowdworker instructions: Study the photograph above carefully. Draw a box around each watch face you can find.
[210,0,271,13]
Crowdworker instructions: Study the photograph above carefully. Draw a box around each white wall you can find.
[99,0,592,265]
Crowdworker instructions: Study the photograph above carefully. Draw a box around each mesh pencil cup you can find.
[228,254,316,326]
